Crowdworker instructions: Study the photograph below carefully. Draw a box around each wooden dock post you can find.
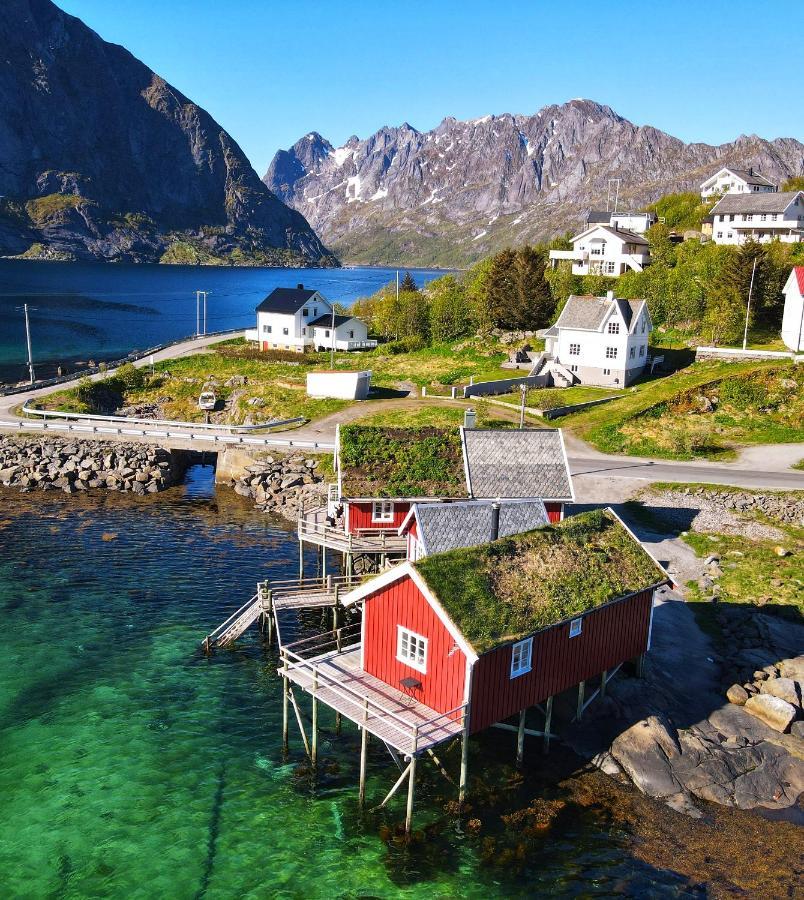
[358,698,368,807]
[636,653,646,678]
[298,539,304,581]
[543,695,554,755]
[311,666,319,766]
[459,710,470,804]
[516,708,527,768]
[405,727,419,836]
[600,669,608,698]
[576,681,586,721]
[282,652,289,754]
[322,544,327,578]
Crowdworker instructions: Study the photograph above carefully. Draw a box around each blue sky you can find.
[59,0,804,176]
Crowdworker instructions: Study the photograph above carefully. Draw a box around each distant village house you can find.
[781,267,804,352]
[549,222,651,277]
[247,285,376,352]
[700,166,777,200]
[539,292,652,388]
[708,191,804,245]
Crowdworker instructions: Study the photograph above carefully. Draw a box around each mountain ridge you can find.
[0,0,335,265]
[264,100,804,267]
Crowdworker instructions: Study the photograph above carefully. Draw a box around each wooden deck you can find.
[281,643,466,756]
[298,506,407,556]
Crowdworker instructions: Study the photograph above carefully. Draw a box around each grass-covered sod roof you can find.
[339,425,467,498]
[414,509,666,653]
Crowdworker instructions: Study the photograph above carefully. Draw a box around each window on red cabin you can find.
[510,637,533,678]
[372,500,394,523]
[397,626,427,673]
[569,617,583,638]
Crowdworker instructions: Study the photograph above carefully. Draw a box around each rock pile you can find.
[726,655,804,736]
[0,436,180,494]
[649,486,804,534]
[231,453,325,522]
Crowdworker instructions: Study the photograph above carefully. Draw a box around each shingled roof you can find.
[403,499,550,557]
[553,294,647,334]
[337,425,574,501]
[710,191,803,216]
[705,167,777,189]
[256,286,319,314]
[308,314,355,328]
[463,428,573,501]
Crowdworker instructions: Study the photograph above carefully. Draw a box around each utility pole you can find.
[396,270,399,304]
[203,291,208,335]
[330,302,336,369]
[16,303,37,385]
[519,382,527,429]
[742,258,757,350]
[196,291,201,336]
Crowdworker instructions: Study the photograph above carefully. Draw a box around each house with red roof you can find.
[782,267,804,352]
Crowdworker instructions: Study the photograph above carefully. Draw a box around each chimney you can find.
[297,283,304,290]
[464,407,476,429]
[748,167,754,177]
[606,290,615,301]
[490,502,501,542]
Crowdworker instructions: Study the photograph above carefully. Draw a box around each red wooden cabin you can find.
[342,508,667,735]
[333,424,574,537]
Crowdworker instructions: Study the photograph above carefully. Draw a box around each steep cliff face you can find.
[0,0,335,265]
[265,99,804,266]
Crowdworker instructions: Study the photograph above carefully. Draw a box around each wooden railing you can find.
[297,506,407,553]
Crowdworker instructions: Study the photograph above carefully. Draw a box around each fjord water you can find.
[0,261,445,383]
[0,471,701,898]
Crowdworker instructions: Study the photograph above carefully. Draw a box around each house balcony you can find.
[298,503,408,556]
[280,627,466,755]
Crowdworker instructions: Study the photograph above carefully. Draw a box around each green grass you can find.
[353,400,523,430]
[415,510,666,652]
[493,385,620,411]
[793,460,804,472]
[339,425,466,498]
[25,193,86,223]
[563,359,800,460]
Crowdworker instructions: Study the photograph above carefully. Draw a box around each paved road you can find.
[1,333,802,491]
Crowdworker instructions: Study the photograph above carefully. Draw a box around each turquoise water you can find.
[0,471,698,898]
[0,261,446,382]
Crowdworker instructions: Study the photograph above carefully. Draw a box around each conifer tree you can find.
[400,271,418,293]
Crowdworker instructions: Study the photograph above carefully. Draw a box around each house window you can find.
[283,327,289,336]
[603,368,611,375]
[570,364,578,372]
[761,214,767,222]
[569,617,583,638]
[641,319,646,333]
[313,307,318,316]
[607,322,620,334]
[728,232,734,239]
[630,346,635,359]
[605,262,616,274]
[605,347,618,359]
[510,637,533,679]
[349,330,354,339]
[302,308,309,317]
[745,214,752,222]
[397,626,427,673]
[301,328,306,336]
[639,345,645,357]
[372,500,394,523]
[262,324,272,334]
[569,343,580,355]
[716,231,723,239]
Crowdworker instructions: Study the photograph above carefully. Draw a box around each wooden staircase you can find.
[201,585,267,653]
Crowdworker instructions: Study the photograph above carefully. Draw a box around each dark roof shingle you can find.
[257,287,318,314]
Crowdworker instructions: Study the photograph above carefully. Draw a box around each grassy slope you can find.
[415,510,665,652]
[558,359,800,459]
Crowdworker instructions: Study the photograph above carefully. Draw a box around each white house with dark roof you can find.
[585,210,657,234]
[399,499,550,562]
[539,291,651,387]
[700,167,777,200]
[709,192,804,245]
[548,223,651,277]
[249,284,376,352]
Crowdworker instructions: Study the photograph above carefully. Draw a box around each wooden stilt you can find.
[203,636,211,656]
[516,708,527,768]
[543,695,554,755]
[427,748,455,785]
[600,669,608,698]
[358,699,368,806]
[311,666,319,765]
[322,545,327,577]
[335,711,342,735]
[636,653,646,678]
[576,681,586,721]
[282,675,289,753]
[459,711,470,804]
[288,688,310,757]
[405,753,417,836]
[298,539,304,581]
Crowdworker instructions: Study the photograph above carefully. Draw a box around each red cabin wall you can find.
[362,577,467,717]
[346,501,411,533]
[544,502,564,523]
[469,589,653,734]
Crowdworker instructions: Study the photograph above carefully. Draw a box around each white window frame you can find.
[510,637,533,678]
[372,500,394,523]
[568,343,580,355]
[639,345,645,357]
[630,346,635,359]
[302,308,309,317]
[569,617,583,638]
[607,321,620,334]
[283,327,289,336]
[262,324,272,334]
[605,346,618,359]
[397,625,427,673]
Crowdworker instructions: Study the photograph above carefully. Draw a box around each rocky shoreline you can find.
[229,453,326,522]
[0,436,183,494]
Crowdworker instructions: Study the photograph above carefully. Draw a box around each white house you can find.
[539,292,652,387]
[248,285,376,352]
[585,210,657,234]
[700,167,777,200]
[781,267,804,352]
[548,224,651,277]
[709,192,804,245]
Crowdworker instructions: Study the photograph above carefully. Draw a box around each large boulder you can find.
[726,684,749,706]
[610,715,683,799]
[744,694,797,733]
[760,677,801,708]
